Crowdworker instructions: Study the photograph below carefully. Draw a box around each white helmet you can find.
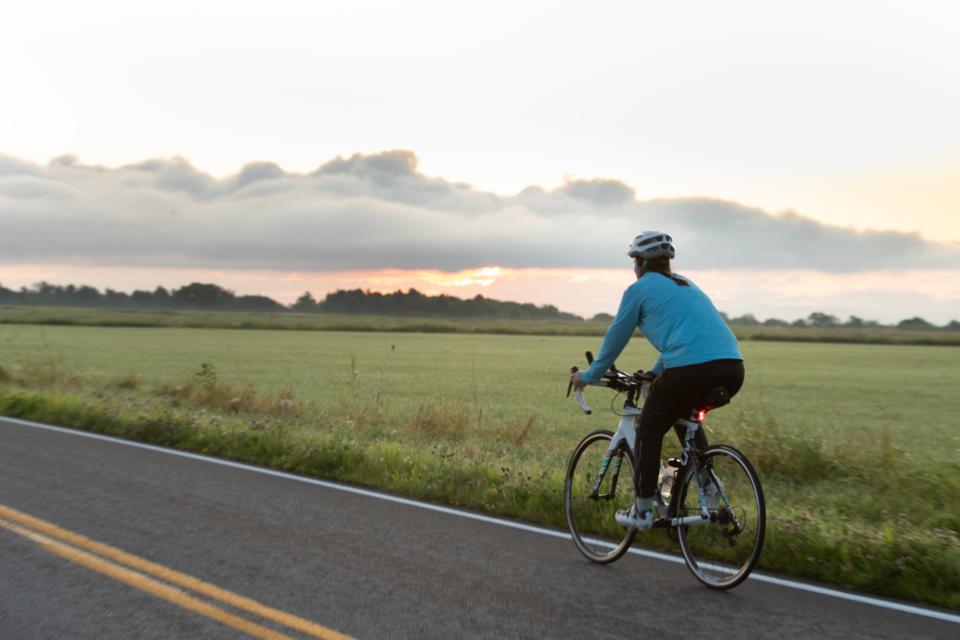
[628,230,675,261]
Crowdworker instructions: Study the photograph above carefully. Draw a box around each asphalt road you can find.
[1,416,957,639]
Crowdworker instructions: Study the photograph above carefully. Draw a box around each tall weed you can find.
[411,401,471,437]
[158,363,302,418]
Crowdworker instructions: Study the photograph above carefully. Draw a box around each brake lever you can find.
[567,365,577,398]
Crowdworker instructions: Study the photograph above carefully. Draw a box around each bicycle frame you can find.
[591,409,731,530]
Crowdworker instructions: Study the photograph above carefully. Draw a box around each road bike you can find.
[563,352,765,589]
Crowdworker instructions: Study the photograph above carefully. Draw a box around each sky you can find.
[1,1,959,322]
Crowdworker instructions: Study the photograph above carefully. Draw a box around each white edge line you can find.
[2,414,958,625]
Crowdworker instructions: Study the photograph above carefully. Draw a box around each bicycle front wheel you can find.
[676,444,765,589]
[564,429,637,564]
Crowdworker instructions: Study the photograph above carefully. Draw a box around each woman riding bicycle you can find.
[570,231,744,531]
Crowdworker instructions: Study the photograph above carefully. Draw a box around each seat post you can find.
[677,416,700,447]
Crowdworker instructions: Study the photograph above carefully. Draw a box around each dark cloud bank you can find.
[1,150,956,272]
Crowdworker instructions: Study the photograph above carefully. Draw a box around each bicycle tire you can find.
[676,444,765,589]
[564,429,637,564]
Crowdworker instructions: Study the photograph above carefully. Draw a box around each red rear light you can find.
[697,410,706,422]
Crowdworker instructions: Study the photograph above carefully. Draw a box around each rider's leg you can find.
[615,372,687,530]
[636,371,689,500]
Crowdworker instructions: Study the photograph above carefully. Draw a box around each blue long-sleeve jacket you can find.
[580,272,742,383]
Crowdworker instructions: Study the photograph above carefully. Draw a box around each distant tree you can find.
[897,317,935,331]
[762,317,789,327]
[172,283,234,309]
[292,292,319,312]
[840,315,881,328]
[233,295,285,312]
[730,314,760,326]
[130,289,155,306]
[74,285,102,306]
[591,312,614,322]
[944,320,960,331]
[791,318,807,328]
[807,312,839,328]
[103,288,130,307]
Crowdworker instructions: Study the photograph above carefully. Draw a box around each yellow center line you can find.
[0,504,354,640]
[0,516,295,640]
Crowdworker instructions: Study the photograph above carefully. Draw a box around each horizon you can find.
[3,273,957,327]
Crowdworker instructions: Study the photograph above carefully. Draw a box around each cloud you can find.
[1,150,957,273]
[559,178,636,207]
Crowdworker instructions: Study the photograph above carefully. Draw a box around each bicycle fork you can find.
[590,450,624,500]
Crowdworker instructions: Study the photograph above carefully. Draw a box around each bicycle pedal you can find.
[666,458,682,468]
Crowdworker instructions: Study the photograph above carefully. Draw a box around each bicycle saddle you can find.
[701,386,730,410]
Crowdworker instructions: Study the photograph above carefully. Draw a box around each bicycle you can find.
[563,352,765,589]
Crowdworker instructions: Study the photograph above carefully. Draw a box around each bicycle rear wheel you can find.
[564,429,636,563]
[676,444,765,589]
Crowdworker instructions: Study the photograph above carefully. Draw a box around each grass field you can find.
[3,304,960,346]
[1,323,958,608]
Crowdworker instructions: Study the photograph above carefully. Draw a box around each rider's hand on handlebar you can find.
[570,370,587,391]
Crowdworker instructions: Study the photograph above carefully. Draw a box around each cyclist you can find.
[570,231,744,531]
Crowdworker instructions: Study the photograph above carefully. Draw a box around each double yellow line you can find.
[0,504,354,640]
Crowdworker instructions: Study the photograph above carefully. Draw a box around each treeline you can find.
[590,309,960,331]
[722,311,960,332]
[0,282,286,312]
[291,288,580,320]
[1,281,957,329]
[0,281,580,321]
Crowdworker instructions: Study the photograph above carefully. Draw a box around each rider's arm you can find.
[580,285,642,384]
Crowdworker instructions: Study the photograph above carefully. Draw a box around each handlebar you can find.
[567,351,654,416]
[575,387,592,414]
[567,365,593,414]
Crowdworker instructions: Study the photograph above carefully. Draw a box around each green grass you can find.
[3,305,960,345]
[0,323,958,608]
